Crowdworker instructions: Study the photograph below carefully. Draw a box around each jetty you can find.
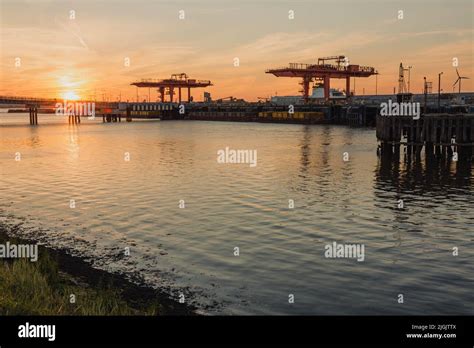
[376,113,474,159]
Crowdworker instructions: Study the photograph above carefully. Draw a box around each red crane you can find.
[266,56,377,102]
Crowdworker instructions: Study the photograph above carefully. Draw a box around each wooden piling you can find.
[377,113,474,161]
[28,107,38,125]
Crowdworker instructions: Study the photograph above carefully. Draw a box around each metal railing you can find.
[266,64,375,74]
[136,79,211,85]
[0,95,60,102]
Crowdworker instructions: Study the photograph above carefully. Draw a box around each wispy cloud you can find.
[54,16,89,50]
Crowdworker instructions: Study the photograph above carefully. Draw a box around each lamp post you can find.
[423,77,427,113]
[438,72,443,110]
[407,66,412,93]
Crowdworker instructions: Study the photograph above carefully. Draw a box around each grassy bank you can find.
[0,227,194,315]
[0,256,151,315]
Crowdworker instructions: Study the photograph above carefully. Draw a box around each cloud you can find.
[54,16,89,50]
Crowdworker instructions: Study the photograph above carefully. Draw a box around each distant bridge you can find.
[0,97,181,125]
[0,95,117,108]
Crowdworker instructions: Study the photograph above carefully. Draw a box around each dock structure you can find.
[376,114,474,160]
[102,114,121,123]
[2,95,473,131]
[131,73,212,103]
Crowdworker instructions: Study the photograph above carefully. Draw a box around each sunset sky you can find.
[1,0,473,101]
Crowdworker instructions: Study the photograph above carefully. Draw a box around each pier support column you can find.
[425,142,434,160]
[160,87,165,102]
[447,144,453,157]
[29,107,38,125]
[301,76,312,103]
[188,87,191,102]
[393,142,400,161]
[346,76,350,98]
[324,76,330,101]
[380,142,393,159]
[68,115,78,124]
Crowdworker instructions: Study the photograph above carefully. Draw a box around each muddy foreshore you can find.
[0,223,196,316]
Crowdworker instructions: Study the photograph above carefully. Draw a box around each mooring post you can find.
[29,107,38,125]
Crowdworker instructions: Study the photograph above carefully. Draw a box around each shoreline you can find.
[0,223,196,316]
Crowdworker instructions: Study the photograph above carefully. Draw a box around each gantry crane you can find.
[131,74,212,103]
[266,56,377,102]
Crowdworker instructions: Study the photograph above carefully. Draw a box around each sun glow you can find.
[61,91,80,101]
[57,74,85,101]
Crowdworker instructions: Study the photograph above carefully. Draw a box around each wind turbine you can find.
[453,68,469,94]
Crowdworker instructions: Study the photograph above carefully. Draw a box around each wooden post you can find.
[29,107,38,125]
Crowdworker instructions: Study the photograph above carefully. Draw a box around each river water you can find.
[1,113,473,315]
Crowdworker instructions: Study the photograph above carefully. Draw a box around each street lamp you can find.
[407,66,413,93]
[438,72,443,110]
[423,77,427,113]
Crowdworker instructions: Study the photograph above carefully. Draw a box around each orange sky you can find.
[1,0,473,101]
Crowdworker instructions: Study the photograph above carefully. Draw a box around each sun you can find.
[61,91,80,101]
[57,74,84,101]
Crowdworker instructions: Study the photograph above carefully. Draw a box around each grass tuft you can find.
[0,241,162,315]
